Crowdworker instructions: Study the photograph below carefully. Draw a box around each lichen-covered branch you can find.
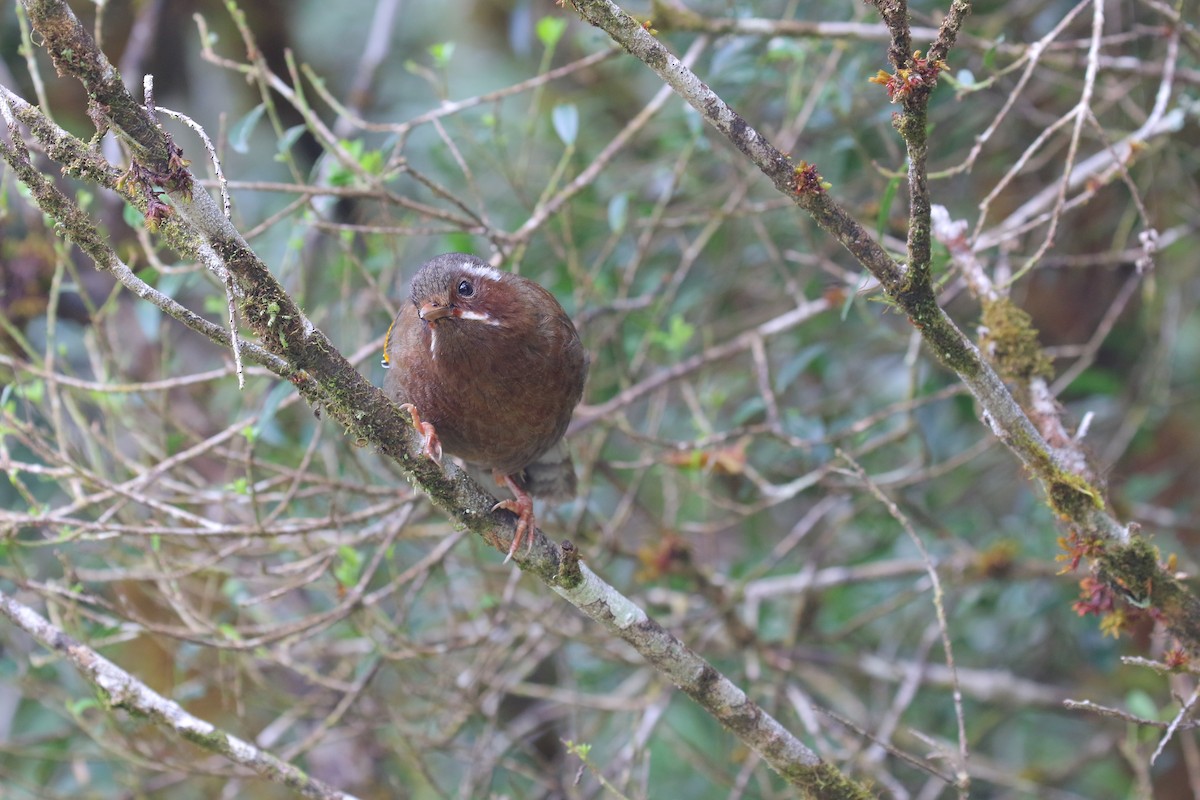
[563,0,1200,657]
[14,0,510,558]
[6,1,853,794]
[552,561,873,796]
[0,89,287,377]
[0,588,360,800]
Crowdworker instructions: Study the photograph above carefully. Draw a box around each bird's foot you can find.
[493,471,536,563]
[399,403,443,465]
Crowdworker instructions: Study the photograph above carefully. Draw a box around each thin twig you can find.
[0,589,362,800]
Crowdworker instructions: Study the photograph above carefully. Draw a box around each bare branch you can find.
[0,589,361,800]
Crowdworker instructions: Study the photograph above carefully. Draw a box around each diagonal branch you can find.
[7,2,867,796]
[562,0,1200,656]
[0,588,361,800]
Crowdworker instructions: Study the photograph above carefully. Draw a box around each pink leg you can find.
[493,471,536,563]
[399,403,442,465]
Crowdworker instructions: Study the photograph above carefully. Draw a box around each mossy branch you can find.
[6,0,844,793]
[564,0,1200,656]
[0,591,359,800]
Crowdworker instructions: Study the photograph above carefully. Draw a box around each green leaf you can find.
[774,345,825,392]
[733,396,766,426]
[649,314,695,355]
[607,192,629,233]
[358,147,384,175]
[221,577,246,601]
[1068,367,1122,397]
[840,280,859,320]
[552,103,578,147]
[16,379,44,405]
[876,174,902,239]
[1125,689,1158,722]
[536,16,568,49]
[683,105,704,139]
[252,380,293,445]
[67,697,100,716]
[229,103,266,154]
[334,545,364,587]
[122,202,145,228]
[564,739,591,758]
[982,34,1004,71]
[135,281,168,341]
[277,124,306,155]
[764,37,805,63]
[428,41,455,69]
[329,140,363,187]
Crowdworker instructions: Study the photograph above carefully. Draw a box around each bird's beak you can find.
[419,301,454,323]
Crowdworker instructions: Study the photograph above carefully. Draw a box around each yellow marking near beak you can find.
[381,317,397,368]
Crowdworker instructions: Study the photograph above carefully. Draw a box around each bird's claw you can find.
[399,403,443,465]
[493,472,536,563]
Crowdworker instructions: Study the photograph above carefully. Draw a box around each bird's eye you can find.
[457,280,474,297]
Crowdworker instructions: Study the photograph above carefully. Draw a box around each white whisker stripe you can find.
[456,309,501,325]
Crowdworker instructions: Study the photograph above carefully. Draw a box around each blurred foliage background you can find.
[1,0,1199,797]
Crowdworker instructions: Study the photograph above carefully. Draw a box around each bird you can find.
[381,253,588,561]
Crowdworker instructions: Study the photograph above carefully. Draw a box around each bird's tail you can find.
[517,439,578,498]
